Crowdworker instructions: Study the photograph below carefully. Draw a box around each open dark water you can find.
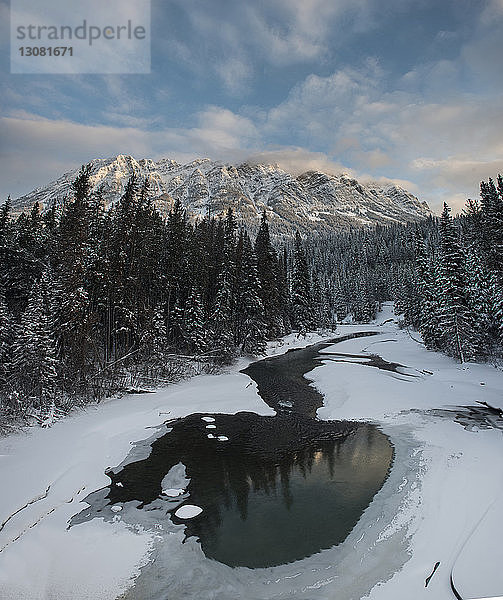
[72,333,396,568]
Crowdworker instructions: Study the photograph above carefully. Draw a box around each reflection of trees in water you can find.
[183,427,356,544]
[98,413,359,527]
[70,412,393,567]
[69,332,396,567]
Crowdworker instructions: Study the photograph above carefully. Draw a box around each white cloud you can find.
[410,157,503,212]
[0,107,260,199]
[215,57,253,96]
[245,147,354,177]
[480,0,503,24]
[3,30,503,216]
[159,0,385,92]
[256,60,503,213]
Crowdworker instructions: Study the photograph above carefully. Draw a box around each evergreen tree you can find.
[480,177,503,276]
[52,165,95,380]
[164,199,190,323]
[234,232,267,354]
[149,306,169,368]
[0,289,13,387]
[211,271,234,360]
[278,247,292,332]
[464,248,493,343]
[206,210,236,359]
[412,233,441,348]
[437,203,479,361]
[11,273,58,406]
[291,231,314,332]
[9,203,46,315]
[255,211,282,336]
[183,288,207,353]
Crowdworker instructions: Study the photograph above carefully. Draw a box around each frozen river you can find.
[71,334,394,572]
[1,304,503,599]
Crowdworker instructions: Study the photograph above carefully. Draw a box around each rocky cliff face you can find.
[13,154,430,233]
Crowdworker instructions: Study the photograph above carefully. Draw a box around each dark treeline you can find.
[304,175,503,363]
[397,176,503,362]
[0,166,325,423]
[2,166,501,423]
[304,219,432,323]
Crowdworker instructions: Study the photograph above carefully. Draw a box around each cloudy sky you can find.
[1,0,503,213]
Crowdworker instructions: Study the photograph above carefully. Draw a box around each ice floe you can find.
[174,504,203,519]
[162,488,184,497]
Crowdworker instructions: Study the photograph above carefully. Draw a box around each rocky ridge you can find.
[13,154,430,234]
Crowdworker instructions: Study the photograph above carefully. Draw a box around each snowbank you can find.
[312,303,503,600]
[0,333,326,599]
[1,311,502,599]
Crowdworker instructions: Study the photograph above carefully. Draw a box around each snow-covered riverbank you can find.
[0,332,324,599]
[314,304,503,600]
[1,308,502,600]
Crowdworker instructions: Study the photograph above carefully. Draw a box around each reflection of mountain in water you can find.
[72,412,393,568]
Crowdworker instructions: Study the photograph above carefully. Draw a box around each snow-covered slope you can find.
[13,155,431,233]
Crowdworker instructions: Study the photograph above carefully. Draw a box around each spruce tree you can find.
[211,271,234,360]
[183,288,207,354]
[437,203,479,361]
[11,273,58,407]
[480,177,503,276]
[234,232,267,354]
[210,209,236,359]
[52,165,95,379]
[164,199,190,320]
[255,210,282,336]
[412,233,441,348]
[0,289,13,387]
[291,231,314,332]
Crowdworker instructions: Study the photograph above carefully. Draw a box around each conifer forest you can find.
[1,166,502,423]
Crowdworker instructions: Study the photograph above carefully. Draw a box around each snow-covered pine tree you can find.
[148,305,170,373]
[480,177,503,276]
[11,272,58,407]
[0,288,13,387]
[332,278,347,323]
[209,209,237,360]
[255,210,283,337]
[183,287,207,354]
[412,232,441,348]
[164,199,190,320]
[278,247,292,332]
[437,203,480,361]
[464,248,494,345]
[479,177,503,341]
[211,270,234,360]
[0,198,15,313]
[108,174,140,356]
[233,231,267,354]
[291,231,314,332]
[8,202,47,316]
[311,278,332,330]
[52,164,95,379]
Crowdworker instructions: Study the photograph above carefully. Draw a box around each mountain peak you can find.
[12,155,430,234]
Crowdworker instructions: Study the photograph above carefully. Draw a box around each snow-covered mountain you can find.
[13,154,430,233]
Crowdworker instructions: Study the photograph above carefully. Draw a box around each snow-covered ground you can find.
[315,304,503,600]
[0,310,502,600]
